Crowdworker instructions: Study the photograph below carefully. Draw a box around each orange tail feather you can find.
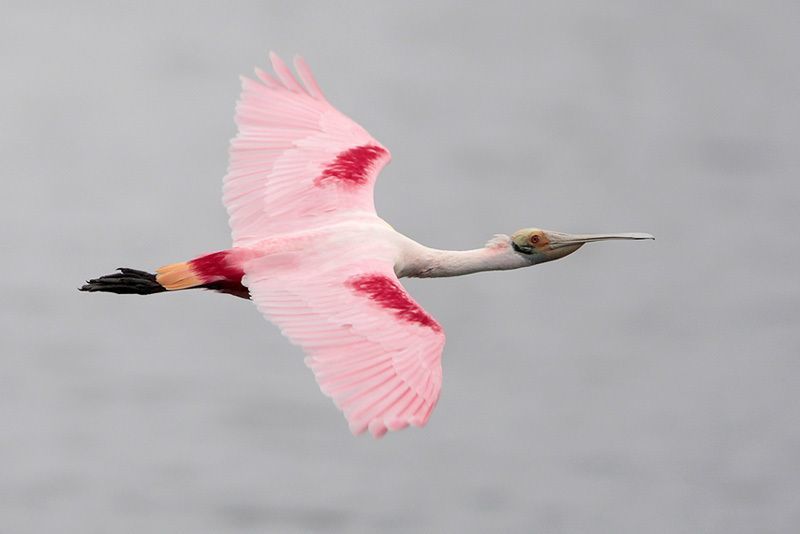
[155,262,203,290]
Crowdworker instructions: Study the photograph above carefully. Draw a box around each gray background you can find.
[2,2,798,533]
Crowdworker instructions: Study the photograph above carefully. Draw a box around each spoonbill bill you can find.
[81,53,653,437]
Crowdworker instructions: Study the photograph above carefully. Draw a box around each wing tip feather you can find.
[269,51,303,93]
[348,419,368,436]
[293,54,327,101]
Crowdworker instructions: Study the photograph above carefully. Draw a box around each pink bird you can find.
[82,53,653,438]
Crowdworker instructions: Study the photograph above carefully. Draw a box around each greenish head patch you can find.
[510,228,549,254]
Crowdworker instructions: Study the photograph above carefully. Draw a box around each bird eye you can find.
[530,234,540,244]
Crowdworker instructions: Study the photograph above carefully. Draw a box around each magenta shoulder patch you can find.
[189,250,245,285]
[314,144,388,187]
[348,274,441,332]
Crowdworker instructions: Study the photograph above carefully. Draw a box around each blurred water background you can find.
[1,2,798,532]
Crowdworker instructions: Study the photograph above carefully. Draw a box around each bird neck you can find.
[404,242,531,278]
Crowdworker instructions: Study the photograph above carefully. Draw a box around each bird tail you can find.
[79,268,167,295]
[154,261,204,290]
[79,263,208,296]
[80,251,250,299]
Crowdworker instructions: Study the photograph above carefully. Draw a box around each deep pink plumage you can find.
[315,145,389,187]
[348,274,442,332]
[189,250,245,284]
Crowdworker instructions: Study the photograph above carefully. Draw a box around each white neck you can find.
[399,241,532,278]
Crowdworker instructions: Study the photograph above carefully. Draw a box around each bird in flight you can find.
[81,53,653,438]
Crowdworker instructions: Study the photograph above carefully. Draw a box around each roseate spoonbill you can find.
[81,53,653,438]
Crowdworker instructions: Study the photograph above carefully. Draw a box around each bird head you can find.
[510,228,654,264]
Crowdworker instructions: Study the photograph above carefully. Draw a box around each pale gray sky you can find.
[2,2,799,532]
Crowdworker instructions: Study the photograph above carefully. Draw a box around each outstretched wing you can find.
[243,240,445,438]
[223,53,391,245]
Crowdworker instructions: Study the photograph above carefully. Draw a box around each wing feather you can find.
[269,51,304,93]
[225,54,442,437]
[293,55,327,101]
[244,246,445,437]
[224,53,391,243]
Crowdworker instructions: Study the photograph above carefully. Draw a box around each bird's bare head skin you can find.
[511,228,655,264]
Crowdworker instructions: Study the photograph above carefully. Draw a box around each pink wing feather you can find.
[244,243,445,438]
[225,54,445,437]
[223,53,391,244]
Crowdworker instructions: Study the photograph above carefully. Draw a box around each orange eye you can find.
[530,234,540,244]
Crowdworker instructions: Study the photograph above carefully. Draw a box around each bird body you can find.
[82,53,653,437]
